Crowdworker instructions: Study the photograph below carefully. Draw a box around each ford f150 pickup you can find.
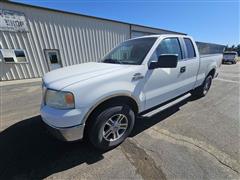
[41,34,222,150]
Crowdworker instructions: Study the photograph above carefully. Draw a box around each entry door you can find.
[45,49,62,71]
[143,38,187,110]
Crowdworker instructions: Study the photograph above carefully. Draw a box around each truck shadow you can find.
[0,96,192,179]
[0,116,104,179]
[131,96,192,137]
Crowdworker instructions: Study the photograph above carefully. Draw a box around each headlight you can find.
[45,89,75,109]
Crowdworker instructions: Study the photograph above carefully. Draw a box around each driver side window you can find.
[150,38,183,61]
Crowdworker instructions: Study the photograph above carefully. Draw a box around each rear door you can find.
[179,37,199,91]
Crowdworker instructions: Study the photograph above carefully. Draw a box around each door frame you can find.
[44,49,62,71]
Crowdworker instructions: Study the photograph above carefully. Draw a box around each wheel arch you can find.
[82,94,139,136]
[207,68,216,78]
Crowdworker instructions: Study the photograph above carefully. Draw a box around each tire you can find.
[88,105,135,150]
[191,75,213,98]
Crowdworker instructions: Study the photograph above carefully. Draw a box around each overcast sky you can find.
[13,0,240,46]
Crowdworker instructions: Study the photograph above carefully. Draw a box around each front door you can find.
[45,49,62,71]
[143,37,187,110]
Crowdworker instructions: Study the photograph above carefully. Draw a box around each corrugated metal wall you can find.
[0,2,130,80]
[0,2,224,81]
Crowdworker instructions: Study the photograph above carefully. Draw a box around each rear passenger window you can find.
[150,38,183,61]
[184,38,196,58]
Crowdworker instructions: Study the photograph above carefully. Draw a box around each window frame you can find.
[149,37,184,62]
[182,38,197,60]
[44,49,62,71]
[14,49,28,63]
[0,49,28,64]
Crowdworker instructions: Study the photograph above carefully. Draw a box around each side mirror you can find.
[149,54,178,69]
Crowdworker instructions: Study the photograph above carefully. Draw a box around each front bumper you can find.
[43,121,85,141]
[40,105,88,141]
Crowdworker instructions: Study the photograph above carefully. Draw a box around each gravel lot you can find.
[0,63,239,179]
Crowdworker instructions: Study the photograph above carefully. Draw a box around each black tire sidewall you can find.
[89,105,135,150]
[203,75,212,96]
[191,75,213,98]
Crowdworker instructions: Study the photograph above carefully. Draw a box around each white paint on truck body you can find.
[41,34,222,139]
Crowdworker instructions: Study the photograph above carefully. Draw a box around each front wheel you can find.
[88,105,135,150]
[191,75,213,98]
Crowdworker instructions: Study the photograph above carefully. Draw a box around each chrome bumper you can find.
[44,121,85,141]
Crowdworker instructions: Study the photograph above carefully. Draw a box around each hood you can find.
[43,62,129,90]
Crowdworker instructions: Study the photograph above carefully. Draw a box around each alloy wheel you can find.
[102,114,128,142]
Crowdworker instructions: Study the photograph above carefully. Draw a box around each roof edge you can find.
[5,1,186,35]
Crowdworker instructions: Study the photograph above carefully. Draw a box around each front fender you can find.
[67,80,145,113]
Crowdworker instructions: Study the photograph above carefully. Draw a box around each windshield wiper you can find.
[103,59,122,64]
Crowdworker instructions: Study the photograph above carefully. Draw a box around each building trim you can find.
[4,1,186,35]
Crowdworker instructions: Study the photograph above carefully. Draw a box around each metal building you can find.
[0,1,186,81]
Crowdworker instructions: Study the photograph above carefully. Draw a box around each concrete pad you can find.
[0,63,239,179]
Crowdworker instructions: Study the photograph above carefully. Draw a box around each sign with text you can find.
[0,9,28,32]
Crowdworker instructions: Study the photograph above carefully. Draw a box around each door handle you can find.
[180,66,186,73]
[132,73,144,81]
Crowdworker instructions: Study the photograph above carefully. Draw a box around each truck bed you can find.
[194,53,222,87]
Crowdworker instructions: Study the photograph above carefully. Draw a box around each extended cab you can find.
[41,34,222,150]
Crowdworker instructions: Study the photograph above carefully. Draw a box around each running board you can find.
[140,93,191,118]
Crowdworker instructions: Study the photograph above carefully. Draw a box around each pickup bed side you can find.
[194,54,222,88]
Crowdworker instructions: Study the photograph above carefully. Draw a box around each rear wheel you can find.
[191,75,212,98]
[88,105,135,150]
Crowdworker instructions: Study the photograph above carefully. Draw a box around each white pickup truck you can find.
[222,51,238,64]
[41,34,222,150]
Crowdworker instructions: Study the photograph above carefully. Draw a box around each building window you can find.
[48,52,58,64]
[4,57,15,63]
[0,49,28,63]
[14,50,27,63]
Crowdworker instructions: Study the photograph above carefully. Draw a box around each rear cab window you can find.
[183,38,196,59]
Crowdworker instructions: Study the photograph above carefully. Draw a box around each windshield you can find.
[102,37,157,65]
